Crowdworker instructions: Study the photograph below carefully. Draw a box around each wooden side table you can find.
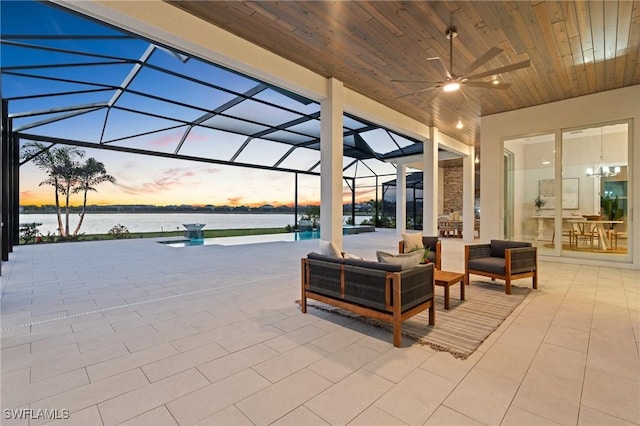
[434,270,465,310]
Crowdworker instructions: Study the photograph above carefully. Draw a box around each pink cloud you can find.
[147,130,188,148]
[117,166,219,195]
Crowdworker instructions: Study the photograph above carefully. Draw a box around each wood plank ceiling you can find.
[167,1,640,148]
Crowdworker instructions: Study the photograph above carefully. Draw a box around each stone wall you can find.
[442,166,463,214]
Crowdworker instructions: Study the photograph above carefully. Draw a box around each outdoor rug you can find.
[300,280,530,359]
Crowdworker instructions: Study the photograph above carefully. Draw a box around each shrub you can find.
[108,224,130,239]
[19,222,42,244]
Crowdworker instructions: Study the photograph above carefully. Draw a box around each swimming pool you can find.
[157,230,320,247]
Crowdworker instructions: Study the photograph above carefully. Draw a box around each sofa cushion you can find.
[422,236,439,252]
[307,252,344,264]
[376,250,423,270]
[489,240,532,258]
[344,258,401,272]
[401,232,424,253]
[319,240,341,258]
[468,257,505,275]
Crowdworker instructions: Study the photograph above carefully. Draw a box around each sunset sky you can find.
[20,147,378,208]
[21,149,339,208]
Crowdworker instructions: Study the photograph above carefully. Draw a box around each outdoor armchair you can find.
[465,239,537,294]
[398,235,441,270]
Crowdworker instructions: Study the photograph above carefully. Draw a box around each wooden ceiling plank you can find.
[357,1,405,37]
[532,2,574,98]
[614,1,634,87]
[588,1,607,92]
[623,5,640,85]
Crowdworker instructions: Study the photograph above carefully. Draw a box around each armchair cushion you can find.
[489,239,532,258]
[401,232,424,253]
[468,257,506,275]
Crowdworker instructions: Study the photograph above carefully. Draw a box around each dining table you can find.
[567,219,624,251]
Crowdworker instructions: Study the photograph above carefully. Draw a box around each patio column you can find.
[423,129,438,235]
[320,77,344,248]
[396,164,406,235]
[463,146,476,242]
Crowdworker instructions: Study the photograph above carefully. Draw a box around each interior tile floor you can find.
[1,229,638,425]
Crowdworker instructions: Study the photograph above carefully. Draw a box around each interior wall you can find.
[481,85,640,268]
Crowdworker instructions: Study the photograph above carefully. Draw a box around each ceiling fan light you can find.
[443,82,460,92]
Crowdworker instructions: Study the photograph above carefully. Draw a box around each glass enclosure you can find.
[504,122,630,261]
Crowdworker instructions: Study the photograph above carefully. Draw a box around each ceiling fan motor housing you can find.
[446,26,458,39]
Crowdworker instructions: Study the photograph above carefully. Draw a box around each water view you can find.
[19,213,372,236]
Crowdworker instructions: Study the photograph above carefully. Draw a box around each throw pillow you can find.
[342,252,364,260]
[376,250,423,270]
[402,232,424,253]
[319,240,341,258]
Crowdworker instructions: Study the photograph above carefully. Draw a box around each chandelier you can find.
[586,127,620,177]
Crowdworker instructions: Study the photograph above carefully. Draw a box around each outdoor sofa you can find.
[301,252,435,347]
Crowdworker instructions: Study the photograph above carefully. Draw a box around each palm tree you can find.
[21,142,116,239]
[72,158,116,236]
[22,142,84,237]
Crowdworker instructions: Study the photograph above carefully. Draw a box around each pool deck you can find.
[1,229,638,425]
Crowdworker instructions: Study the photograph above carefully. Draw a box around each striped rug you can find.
[303,280,531,359]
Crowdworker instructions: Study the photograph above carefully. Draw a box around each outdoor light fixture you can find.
[443,81,461,92]
[586,127,620,177]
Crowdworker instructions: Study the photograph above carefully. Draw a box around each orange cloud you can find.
[226,197,243,206]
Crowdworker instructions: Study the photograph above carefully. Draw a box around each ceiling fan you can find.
[393,26,531,98]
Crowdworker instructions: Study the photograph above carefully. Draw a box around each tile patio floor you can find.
[1,229,638,425]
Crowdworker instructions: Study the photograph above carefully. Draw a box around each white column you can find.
[320,77,344,248]
[463,146,476,242]
[423,130,438,236]
[396,164,406,235]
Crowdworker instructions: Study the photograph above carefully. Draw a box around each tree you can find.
[21,142,116,239]
[72,158,116,236]
[22,142,84,237]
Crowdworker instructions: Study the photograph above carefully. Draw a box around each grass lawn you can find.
[24,228,292,244]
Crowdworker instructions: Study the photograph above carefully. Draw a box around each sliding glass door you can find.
[561,122,630,260]
[504,133,557,255]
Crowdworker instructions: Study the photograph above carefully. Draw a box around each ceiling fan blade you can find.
[465,59,531,80]
[461,47,503,76]
[463,81,512,89]
[396,86,439,99]
[391,79,443,84]
[427,57,452,79]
